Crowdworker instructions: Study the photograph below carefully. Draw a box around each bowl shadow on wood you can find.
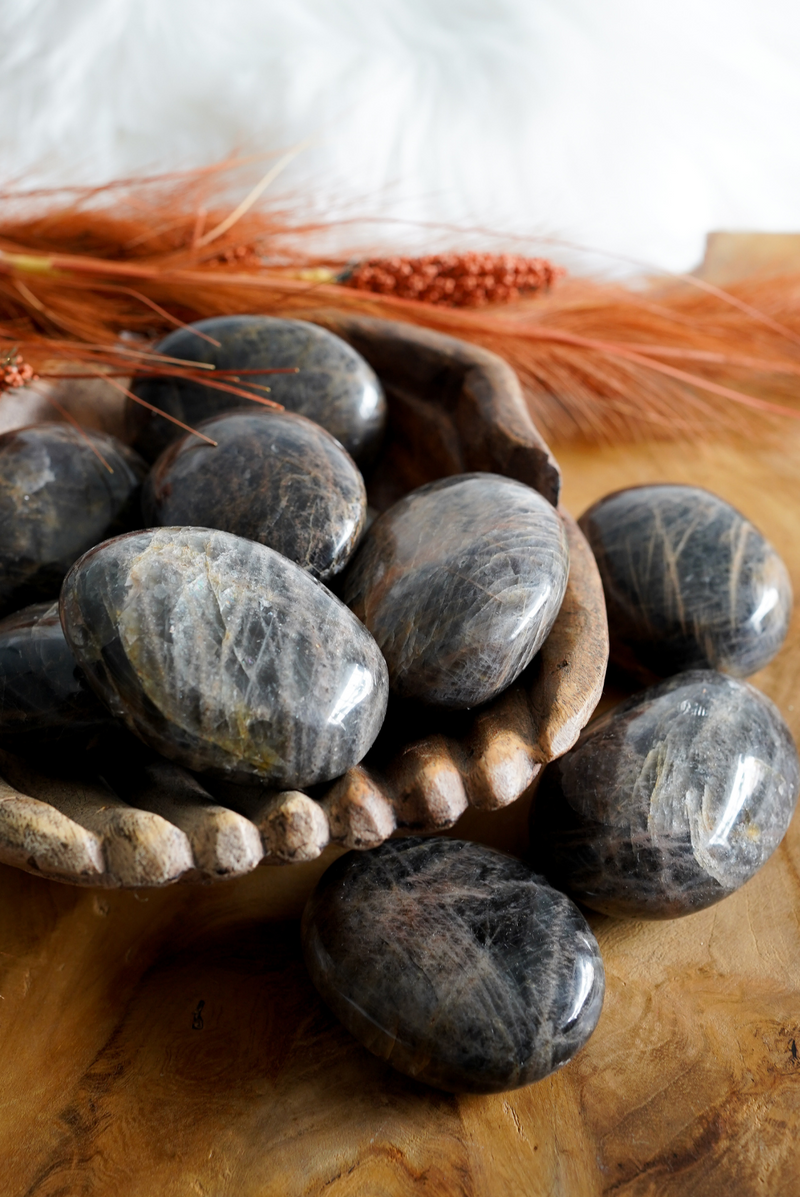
[0,314,609,887]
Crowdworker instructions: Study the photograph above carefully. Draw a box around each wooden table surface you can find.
[2,427,800,1197]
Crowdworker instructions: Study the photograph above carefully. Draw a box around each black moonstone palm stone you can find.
[127,316,387,463]
[0,423,146,618]
[301,838,605,1093]
[0,601,116,758]
[343,473,570,708]
[142,410,367,581]
[59,527,389,787]
[530,670,800,918]
[579,484,792,678]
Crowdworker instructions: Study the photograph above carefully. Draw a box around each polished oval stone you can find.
[530,670,800,918]
[0,600,116,757]
[0,423,146,617]
[59,527,389,786]
[127,316,386,463]
[579,484,792,678]
[142,410,367,581]
[301,837,605,1093]
[343,473,569,708]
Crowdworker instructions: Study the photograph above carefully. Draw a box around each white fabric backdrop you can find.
[2,0,800,273]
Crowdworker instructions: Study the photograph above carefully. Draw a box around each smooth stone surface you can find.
[0,423,146,617]
[142,410,367,581]
[127,316,387,463]
[301,837,605,1093]
[579,484,793,678]
[60,527,389,787]
[343,473,570,708]
[530,670,800,918]
[0,601,116,757]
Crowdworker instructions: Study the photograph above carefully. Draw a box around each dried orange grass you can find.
[2,161,800,444]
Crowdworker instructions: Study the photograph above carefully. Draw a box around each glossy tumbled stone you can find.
[0,423,146,617]
[301,837,605,1093]
[0,600,116,757]
[142,410,367,581]
[579,484,792,678]
[530,670,800,918]
[343,473,569,708]
[59,527,389,786]
[127,315,386,463]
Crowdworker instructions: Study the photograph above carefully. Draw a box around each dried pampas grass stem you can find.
[2,161,800,444]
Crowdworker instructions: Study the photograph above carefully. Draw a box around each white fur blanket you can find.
[2,0,800,272]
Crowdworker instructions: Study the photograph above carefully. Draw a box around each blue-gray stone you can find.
[59,527,389,787]
[0,423,146,617]
[579,484,792,678]
[343,473,569,708]
[302,837,605,1093]
[142,409,366,581]
[0,600,115,758]
[127,316,386,463]
[530,670,800,918]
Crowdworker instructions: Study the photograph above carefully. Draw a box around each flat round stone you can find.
[301,837,604,1093]
[579,484,792,677]
[0,423,146,617]
[127,316,386,463]
[530,670,800,918]
[59,527,389,787]
[343,473,569,708]
[0,600,116,757]
[142,410,367,581]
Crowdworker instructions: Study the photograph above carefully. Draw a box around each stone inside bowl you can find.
[0,313,609,887]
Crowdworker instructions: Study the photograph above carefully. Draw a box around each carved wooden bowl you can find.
[0,314,609,887]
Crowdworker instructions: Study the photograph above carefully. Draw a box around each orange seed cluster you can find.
[0,352,37,393]
[343,252,564,307]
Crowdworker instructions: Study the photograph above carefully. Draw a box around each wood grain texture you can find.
[1,425,799,1195]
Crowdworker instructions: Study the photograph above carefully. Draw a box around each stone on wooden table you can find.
[343,473,570,708]
[127,315,387,463]
[0,600,116,758]
[530,670,800,918]
[0,423,146,617]
[579,484,792,678]
[60,527,389,788]
[301,837,605,1093]
[143,410,367,581]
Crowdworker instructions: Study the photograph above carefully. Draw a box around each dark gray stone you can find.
[530,670,800,918]
[0,423,146,617]
[127,316,386,463]
[0,600,116,757]
[579,484,792,678]
[343,473,569,708]
[142,410,367,581]
[301,837,605,1093]
[59,527,389,787]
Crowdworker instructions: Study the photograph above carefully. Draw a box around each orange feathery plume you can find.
[2,160,800,444]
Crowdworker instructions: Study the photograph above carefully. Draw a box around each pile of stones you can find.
[0,315,796,1095]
